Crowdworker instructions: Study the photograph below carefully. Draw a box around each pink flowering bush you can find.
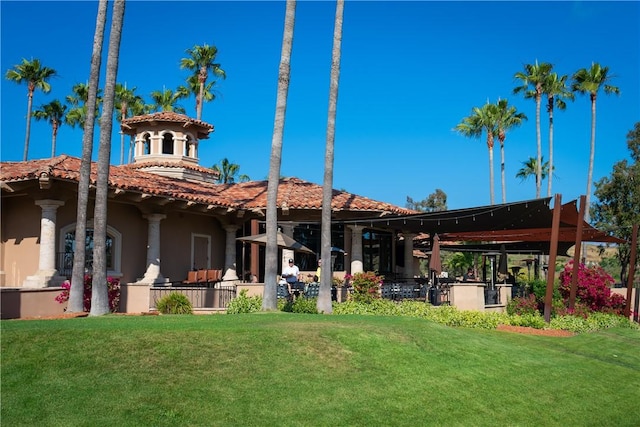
[55,275,121,312]
[558,261,625,315]
[350,271,384,303]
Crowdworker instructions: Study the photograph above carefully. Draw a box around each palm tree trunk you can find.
[585,93,597,223]
[197,67,206,120]
[318,0,344,314]
[90,0,125,316]
[23,89,34,161]
[51,122,58,158]
[500,142,506,203]
[547,100,554,197]
[68,0,108,313]
[487,134,495,205]
[263,0,296,311]
[535,93,542,198]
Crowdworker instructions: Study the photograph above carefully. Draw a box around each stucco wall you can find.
[1,287,67,319]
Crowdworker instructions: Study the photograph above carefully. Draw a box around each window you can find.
[162,132,174,154]
[363,229,393,275]
[143,133,151,155]
[59,223,122,277]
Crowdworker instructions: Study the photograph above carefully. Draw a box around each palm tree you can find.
[211,158,250,183]
[115,83,143,164]
[68,0,109,314]
[516,156,550,193]
[149,88,186,114]
[127,97,150,163]
[91,0,125,316]
[33,99,67,158]
[5,58,57,160]
[263,0,296,311]
[178,73,219,116]
[543,72,574,196]
[65,83,103,130]
[513,60,553,198]
[571,63,620,222]
[455,102,499,204]
[494,99,527,203]
[180,44,226,120]
[318,0,344,315]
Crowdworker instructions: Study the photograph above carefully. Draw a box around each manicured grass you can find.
[2,314,639,426]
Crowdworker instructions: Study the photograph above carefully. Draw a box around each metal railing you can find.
[150,284,236,310]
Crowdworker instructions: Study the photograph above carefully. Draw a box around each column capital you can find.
[35,199,65,209]
[143,213,166,222]
[223,224,241,233]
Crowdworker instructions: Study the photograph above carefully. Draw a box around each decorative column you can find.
[222,224,240,281]
[403,232,416,279]
[23,200,66,288]
[348,225,364,274]
[137,214,167,285]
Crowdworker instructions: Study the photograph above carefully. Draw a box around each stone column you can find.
[403,232,416,279]
[23,200,66,288]
[137,214,167,285]
[222,224,240,281]
[348,225,364,274]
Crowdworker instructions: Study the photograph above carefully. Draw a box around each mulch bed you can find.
[497,324,575,337]
[14,312,159,321]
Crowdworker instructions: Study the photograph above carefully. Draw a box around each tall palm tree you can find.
[149,88,186,113]
[494,99,527,203]
[543,72,574,196]
[33,99,67,158]
[68,0,109,314]
[263,0,296,311]
[5,58,57,160]
[211,158,250,183]
[513,60,553,198]
[91,0,125,316]
[180,44,226,120]
[455,102,499,204]
[178,74,219,116]
[115,83,142,164]
[516,156,550,194]
[318,0,344,315]
[571,63,620,222]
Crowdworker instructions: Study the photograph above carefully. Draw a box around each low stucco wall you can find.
[1,287,68,319]
[119,283,151,314]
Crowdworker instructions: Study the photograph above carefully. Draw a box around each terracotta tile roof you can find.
[1,155,415,215]
[121,111,213,130]
[126,160,219,176]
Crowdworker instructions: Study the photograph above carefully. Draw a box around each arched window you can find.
[143,133,151,155]
[162,132,174,154]
[185,135,192,157]
[59,223,122,277]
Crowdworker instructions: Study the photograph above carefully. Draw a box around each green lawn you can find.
[2,314,639,426]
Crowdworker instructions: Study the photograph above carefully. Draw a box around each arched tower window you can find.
[143,133,151,155]
[162,133,174,154]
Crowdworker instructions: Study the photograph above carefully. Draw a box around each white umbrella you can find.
[236,231,314,254]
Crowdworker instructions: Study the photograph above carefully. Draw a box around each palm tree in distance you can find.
[5,58,57,160]
[33,99,67,158]
[571,63,620,222]
[65,83,103,130]
[115,83,143,164]
[90,0,125,316]
[180,44,226,120]
[318,0,345,315]
[263,0,296,311]
[178,73,219,117]
[543,72,574,196]
[68,0,109,314]
[455,102,499,205]
[211,158,250,183]
[513,60,553,198]
[494,98,527,203]
[149,87,186,114]
[516,156,551,194]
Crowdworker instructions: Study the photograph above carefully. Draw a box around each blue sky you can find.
[1,1,638,210]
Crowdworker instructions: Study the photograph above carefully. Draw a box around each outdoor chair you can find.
[206,269,222,284]
[277,283,291,299]
[304,283,320,298]
[183,270,198,286]
[196,269,207,286]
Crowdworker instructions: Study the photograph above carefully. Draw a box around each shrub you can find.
[506,294,539,316]
[507,313,546,329]
[283,297,319,314]
[156,293,193,314]
[55,275,121,312]
[350,271,384,303]
[558,260,625,313]
[227,289,262,314]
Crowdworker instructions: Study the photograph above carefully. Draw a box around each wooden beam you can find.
[544,194,562,323]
